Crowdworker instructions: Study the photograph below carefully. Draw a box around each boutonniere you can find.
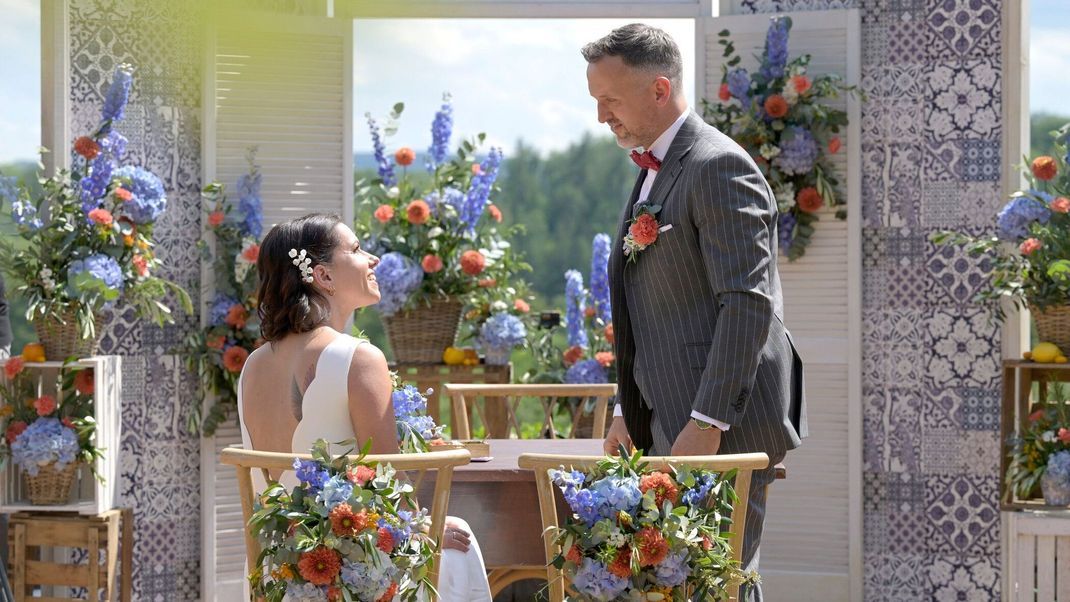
[623,203,668,262]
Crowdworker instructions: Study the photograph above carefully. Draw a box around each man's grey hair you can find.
[581,23,683,93]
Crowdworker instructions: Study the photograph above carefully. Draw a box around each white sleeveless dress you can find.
[237,333,493,602]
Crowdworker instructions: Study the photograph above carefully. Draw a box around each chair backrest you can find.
[517,451,770,602]
[219,446,470,595]
[444,383,616,439]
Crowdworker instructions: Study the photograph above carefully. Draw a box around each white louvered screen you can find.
[201,12,353,601]
[701,10,862,600]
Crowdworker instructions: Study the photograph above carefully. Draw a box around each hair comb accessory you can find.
[288,248,314,283]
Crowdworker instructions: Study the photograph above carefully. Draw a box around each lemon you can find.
[1032,342,1063,364]
[1056,355,1068,364]
[442,347,465,366]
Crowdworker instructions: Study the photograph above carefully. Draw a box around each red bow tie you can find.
[630,150,661,171]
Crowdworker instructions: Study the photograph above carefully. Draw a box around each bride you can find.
[236,213,493,601]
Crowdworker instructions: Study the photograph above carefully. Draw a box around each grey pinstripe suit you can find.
[608,112,807,599]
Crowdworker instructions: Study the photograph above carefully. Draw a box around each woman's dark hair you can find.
[257,213,343,342]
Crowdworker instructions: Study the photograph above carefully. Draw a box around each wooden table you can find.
[416,439,787,594]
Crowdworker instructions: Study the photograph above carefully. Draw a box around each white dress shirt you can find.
[613,108,731,432]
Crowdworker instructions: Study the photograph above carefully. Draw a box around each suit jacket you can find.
[608,112,807,457]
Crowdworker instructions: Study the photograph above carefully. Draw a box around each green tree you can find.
[0,160,43,351]
[1032,112,1070,158]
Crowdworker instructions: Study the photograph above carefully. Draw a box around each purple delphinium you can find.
[79,154,116,213]
[0,175,18,204]
[101,65,134,124]
[997,194,1053,241]
[113,165,167,224]
[374,252,424,316]
[778,211,796,255]
[10,198,42,230]
[461,147,504,232]
[760,17,791,81]
[236,168,263,239]
[565,359,608,385]
[292,458,329,494]
[727,68,751,104]
[564,269,588,348]
[426,93,453,172]
[366,113,397,187]
[682,472,719,507]
[572,558,629,600]
[589,233,612,325]
[773,127,819,175]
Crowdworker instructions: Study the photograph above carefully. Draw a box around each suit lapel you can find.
[610,168,647,275]
[644,112,702,213]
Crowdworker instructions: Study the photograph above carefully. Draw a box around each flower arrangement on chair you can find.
[933,123,1070,348]
[703,16,856,261]
[248,439,436,601]
[183,148,264,436]
[0,357,103,505]
[354,95,531,363]
[1006,382,1070,505]
[547,450,752,600]
[0,65,191,359]
[391,371,445,454]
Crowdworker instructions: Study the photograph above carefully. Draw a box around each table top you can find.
[450,439,787,482]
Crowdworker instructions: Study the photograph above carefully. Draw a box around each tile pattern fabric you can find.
[68,0,204,599]
[739,0,1004,599]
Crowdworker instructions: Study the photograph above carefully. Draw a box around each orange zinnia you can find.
[460,250,486,275]
[604,324,615,345]
[595,351,615,367]
[791,75,812,94]
[763,94,789,119]
[74,369,95,395]
[73,136,100,160]
[222,346,249,373]
[514,298,530,313]
[374,204,395,223]
[563,345,584,366]
[377,527,395,553]
[1032,156,1058,181]
[797,187,824,213]
[640,471,679,507]
[4,356,25,379]
[376,582,398,602]
[395,147,415,166]
[114,187,133,202]
[565,544,583,564]
[406,200,431,225]
[208,211,225,227]
[608,546,632,578]
[718,83,731,102]
[421,254,444,274]
[225,305,248,329]
[297,546,341,586]
[88,208,114,226]
[487,204,503,223]
[329,503,367,537]
[635,527,669,566]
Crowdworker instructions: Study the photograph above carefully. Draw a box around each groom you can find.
[585,24,807,600]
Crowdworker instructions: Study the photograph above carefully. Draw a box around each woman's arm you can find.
[347,342,401,455]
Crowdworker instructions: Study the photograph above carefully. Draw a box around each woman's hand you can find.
[442,516,472,553]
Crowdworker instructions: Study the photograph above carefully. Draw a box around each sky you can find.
[0,2,1067,162]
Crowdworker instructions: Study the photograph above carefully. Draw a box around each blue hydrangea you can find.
[377,515,412,544]
[589,233,612,325]
[101,65,133,123]
[366,114,397,187]
[653,551,691,588]
[565,270,588,348]
[572,558,629,600]
[398,413,440,441]
[426,94,453,172]
[726,68,751,103]
[590,474,642,518]
[317,475,353,509]
[997,194,1053,241]
[236,169,263,239]
[68,253,124,297]
[375,252,423,316]
[460,147,504,233]
[112,165,167,224]
[773,127,819,175]
[340,555,397,600]
[1047,451,1070,483]
[283,582,328,602]
[479,312,527,350]
[11,199,43,230]
[760,17,790,81]
[778,211,796,255]
[11,418,80,476]
[292,458,329,494]
[566,359,608,385]
[562,487,606,526]
[682,472,718,507]
[209,293,240,327]
[392,384,428,417]
[550,468,587,493]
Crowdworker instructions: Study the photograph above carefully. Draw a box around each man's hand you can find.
[670,419,722,456]
[603,416,633,456]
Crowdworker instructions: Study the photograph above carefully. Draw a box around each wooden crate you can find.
[1001,360,1070,510]
[1004,509,1070,601]
[0,356,122,514]
[7,508,132,601]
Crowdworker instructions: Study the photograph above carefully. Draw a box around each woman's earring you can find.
[328,288,336,297]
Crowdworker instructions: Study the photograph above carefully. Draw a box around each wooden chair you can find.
[517,451,771,602]
[445,383,616,439]
[220,446,470,597]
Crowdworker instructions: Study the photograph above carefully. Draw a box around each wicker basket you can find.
[1031,304,1070,353]
[24,461,79,505]
[383,298,463,364]
[32,308,103,360]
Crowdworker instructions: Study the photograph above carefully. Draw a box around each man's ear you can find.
[653,77,673,105]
